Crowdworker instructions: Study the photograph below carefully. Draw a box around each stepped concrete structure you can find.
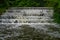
[0,7,53,24]
[0,7,60,40]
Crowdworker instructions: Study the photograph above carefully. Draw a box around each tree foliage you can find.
[44,0,60,24]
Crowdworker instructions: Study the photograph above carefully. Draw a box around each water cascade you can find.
[0,7,60,40]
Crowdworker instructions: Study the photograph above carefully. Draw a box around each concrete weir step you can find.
[0,23,56,25]
[0,19,53,23]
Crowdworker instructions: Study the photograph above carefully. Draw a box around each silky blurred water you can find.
[0,7,60,40]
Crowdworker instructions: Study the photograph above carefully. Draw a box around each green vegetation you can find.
[44,0,60,24]
[0,0,60,23]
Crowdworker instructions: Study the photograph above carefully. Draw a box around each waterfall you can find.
[0,7,60,40]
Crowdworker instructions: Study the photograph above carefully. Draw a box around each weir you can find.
[0,7,60,40]
[0,7,53,23]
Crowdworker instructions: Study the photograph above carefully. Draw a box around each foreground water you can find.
[0,7,60,40]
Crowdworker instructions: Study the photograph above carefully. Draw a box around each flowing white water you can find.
[0,7,60,40]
